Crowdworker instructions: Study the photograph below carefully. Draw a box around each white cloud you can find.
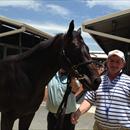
[33,23,67,35]
[25,21,92,39]
[0,0,42,11]
[0,0,70,17]
[21,20,67,35]
[19,19,91,41]
[85,0,130,10]
[45,4,70,16]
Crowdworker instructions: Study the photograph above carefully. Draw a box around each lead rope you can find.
[55,75,71,130]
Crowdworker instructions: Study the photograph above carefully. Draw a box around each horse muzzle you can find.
[78,75,101,91]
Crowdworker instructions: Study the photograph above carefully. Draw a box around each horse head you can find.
[60,20,101,91]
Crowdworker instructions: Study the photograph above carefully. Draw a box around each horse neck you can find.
[21,37,63,86]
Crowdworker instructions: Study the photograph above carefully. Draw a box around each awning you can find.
[82,9,130,54]
[0,16,52,39]
[0,16,53,58]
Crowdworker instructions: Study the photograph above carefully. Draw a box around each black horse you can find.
[0,20,101,130]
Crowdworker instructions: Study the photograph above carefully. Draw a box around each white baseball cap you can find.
[108,50,125,62]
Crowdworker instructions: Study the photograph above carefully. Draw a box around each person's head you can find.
[106,50,126,75]
[96,62,105,75]
[59,68,66,75]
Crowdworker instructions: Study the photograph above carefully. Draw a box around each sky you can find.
[1,0,130,52]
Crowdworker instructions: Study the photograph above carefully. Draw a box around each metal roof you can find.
[0,16,53,58]
[82,9,130,54]
[0,16,52,39]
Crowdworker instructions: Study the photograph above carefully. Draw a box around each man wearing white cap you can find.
[71,49,130,130]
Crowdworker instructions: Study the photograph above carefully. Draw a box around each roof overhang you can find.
[0,16,53,51]
[82,9,130,54]
[0,16,53,58]
[0,16,52,39]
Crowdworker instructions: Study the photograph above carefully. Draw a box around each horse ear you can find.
[77,28,81,34]
[66,20,74,37]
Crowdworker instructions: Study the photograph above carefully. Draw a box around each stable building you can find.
[82,9,130,75]
[0,16,52,59]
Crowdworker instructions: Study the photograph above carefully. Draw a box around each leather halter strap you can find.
[55,75,71,130]
[60,49,94,79]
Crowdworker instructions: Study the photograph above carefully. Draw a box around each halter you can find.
[60,49,95,79]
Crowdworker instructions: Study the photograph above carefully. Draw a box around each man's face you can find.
[107,55,125,75]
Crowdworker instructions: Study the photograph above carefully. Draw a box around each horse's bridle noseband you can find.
[60,49,95,80]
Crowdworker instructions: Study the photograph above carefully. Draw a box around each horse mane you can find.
[3,33,63,62]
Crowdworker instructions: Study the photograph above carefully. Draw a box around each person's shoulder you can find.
[100,73,107,79]
[122,73,130,77]
[121,73,130,81]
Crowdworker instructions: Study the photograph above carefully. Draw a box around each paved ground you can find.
[0,103,95,130]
